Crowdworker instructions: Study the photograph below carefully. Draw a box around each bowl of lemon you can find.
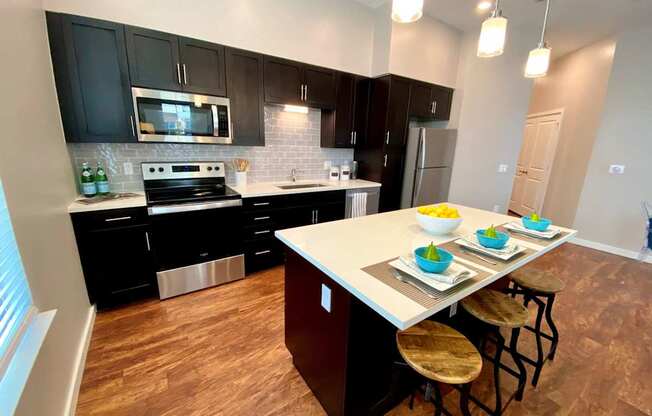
[416,204,463,235]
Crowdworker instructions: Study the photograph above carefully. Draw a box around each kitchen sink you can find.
[276,183,328,190]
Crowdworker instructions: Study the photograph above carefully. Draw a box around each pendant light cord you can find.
[492,0,502,18]
[539,0,551,47]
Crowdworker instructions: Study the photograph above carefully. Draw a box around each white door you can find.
[509,111,562,216]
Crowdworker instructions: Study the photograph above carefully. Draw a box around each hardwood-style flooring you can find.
[76,243,652,416]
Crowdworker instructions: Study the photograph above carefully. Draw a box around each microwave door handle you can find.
[211,105,219,137]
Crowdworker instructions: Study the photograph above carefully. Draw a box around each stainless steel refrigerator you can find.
[400,128,457,208]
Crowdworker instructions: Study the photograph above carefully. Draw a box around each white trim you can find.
[571,237,652,264]
[527,108,565,119]
[64,305,96,416]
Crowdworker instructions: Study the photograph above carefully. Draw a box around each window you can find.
[0,180,35,376]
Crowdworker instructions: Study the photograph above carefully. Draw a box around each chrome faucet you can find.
[291,168,297,182]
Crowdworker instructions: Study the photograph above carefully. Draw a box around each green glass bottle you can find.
[80,162,97,197]
[95,162,110,195]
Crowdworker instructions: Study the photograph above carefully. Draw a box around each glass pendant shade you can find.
[391,0,424,23]
[477,15,508,57]
[524,45,551,78]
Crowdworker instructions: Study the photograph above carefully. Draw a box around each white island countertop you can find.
[275,204,577,330]
[231,179,380,198]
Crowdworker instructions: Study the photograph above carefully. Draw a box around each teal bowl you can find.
[414,247,453,274]
[522,216,551,231]
[476,230,510,249]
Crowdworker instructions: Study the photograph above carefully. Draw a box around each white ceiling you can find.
[355,0,652,58]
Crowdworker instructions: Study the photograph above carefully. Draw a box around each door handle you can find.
[176,63,182,85]
[145,231,151,251]
[129,115,136,137]
[182,63,188,85]
[299,84,304,101]
[385,131,390,145]
[253,202,270,207]
[431,101,435,114]
[383,154,388,167]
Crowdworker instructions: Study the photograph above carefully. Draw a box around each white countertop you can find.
[68,193,147,213]
[275,204,577,330]
[230,179,381,198]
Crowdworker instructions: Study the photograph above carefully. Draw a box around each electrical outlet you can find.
[320,284,331,313]
[498,164,509,173]
[608,164,625,174]
[323,161,332,170]
[449,302,457,317]
[493,205,501,212]
[123,162,134,175]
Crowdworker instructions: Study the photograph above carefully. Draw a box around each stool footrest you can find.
[524,325,554,341]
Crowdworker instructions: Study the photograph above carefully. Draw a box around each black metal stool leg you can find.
[509,327,527,401]
[492,328,505,415]
[432,382,442,416]
[510,281,518,298]
[531,296,546,387]
[545,294,559,361]
[460,383,472,416]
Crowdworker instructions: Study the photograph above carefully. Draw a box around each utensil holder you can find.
[235,171,247,187]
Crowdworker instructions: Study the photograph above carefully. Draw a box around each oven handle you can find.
[148,199,242,215]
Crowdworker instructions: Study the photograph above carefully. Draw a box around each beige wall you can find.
[527,37,616,227]
[0,1,91,415]
[42,0,376,76]
[448,28,536,212]
[574,25,652,253]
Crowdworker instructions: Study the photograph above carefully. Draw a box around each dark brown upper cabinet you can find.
[226,48,265,146]
[321,73,369,149]
[408,81,453,121]
[264,56,336,108]
[125,27,226,96]
[46,12,136,143]
[178,37,226,96]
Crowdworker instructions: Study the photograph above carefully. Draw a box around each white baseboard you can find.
[571,237,652,264]
[64,305,96,416]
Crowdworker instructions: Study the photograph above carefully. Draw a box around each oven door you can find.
[132,87,231,144]
[148,200,243,272]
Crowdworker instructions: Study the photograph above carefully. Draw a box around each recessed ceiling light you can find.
[477,1,493,11]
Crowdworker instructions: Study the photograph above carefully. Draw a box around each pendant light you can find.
[391,0,424,23]
[525,0,552,78]
[477,0,508,58]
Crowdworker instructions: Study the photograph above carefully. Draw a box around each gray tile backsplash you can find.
[68,106,353,192]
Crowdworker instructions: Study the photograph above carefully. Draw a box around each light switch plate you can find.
[493,205,501,212]
[449,302,458,317]
[498,164,509,173]
[321,284,331,313]
[323,160,332,170]
[123,162,134,175]
[608,164,625,174]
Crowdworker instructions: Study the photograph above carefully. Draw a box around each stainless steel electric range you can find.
[142,161,243,300]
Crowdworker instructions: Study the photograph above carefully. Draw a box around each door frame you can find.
[510,108,565,215]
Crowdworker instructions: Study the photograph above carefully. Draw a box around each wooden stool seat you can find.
[510,269,565,294]
[461,289,528,328]
[396,321,482,385]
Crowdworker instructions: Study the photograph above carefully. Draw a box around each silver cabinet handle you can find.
[254,230,271,235]
[315,209,318,223]
[182,63,188,85]
[105,216,131,222]
[431,101,435,114]
[145,231,151,251]
[129,115,136,137]
[254,216,270,221]
[433,101,437,115]
[350,131,354,145]
[255,250,271,256]
[383,154,388,167]
[304,84,308,101]
[176,63,182,84]
[231,122,235,139]
[385,131,390,145]
[311,209,315,224]
[353,131,357,145]
[253,202,270,207]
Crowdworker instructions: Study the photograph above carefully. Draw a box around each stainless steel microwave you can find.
[132,88,231,144]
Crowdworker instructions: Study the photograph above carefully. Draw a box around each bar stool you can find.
[396,320,482,416]
[509,268,565,387]
[460,289,528,416]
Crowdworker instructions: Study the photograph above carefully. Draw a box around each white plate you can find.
[389,258,477,292]
[455,235,527,261]
[504,222,561,239]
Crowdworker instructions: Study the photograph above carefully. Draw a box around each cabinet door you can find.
[86,224,156,308]
[409,82,433,119]
[226,48,265,146]
[264,56,303,105]
[321,73,355,148]
[379,150,405,212]
[47,13,135,142]
[315,202,346,224]
[353,77,371,148]
[179,37,226,96]
[278,206,315,229]
[365,76,390,150]
[303,65,337,109]
[431,86,453,121]
[125,26,182,91]
[385,77,411,148]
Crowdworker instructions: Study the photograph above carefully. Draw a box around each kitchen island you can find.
[275,204,576,416]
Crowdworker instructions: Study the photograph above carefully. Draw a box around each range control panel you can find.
[142,162,226,181]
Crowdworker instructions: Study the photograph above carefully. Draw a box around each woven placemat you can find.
[438,238,537,273]
[497,224,571,248]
